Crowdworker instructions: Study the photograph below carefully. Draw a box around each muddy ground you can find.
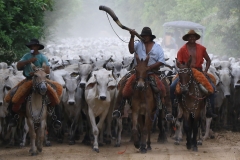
[0,130,240,160]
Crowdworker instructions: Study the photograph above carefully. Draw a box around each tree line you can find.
[0,0,239,64]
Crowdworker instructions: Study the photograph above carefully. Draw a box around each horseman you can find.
[7,39,61,128]
[170,30,217,118]
[113,27,171,117]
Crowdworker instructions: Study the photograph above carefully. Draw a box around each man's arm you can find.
[203,51,211,74]
[147,62,164,71]
[16,57,37,70]
[129,29,137,54]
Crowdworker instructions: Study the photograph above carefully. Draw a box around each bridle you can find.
[32,68,47,95]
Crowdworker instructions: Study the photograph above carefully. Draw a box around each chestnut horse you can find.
[175,57,206,152]
[131,54,156,153]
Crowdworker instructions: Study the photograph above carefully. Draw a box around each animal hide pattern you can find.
[122,74,166,98]
[175,68,216,95]
[4,79,63,112]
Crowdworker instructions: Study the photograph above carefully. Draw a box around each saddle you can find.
[122,74,166,98]
[175,68,216,95]
[5,79,63,112]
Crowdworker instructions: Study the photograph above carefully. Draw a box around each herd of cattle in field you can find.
[0,37,240,154]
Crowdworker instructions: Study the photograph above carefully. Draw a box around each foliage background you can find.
[0,0,239,64]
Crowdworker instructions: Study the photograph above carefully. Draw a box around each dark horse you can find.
[175,57,206,152]
[131,54,157,153]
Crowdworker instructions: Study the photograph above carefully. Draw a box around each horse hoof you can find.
[210,135,215,139]
[69,141,75,145]
[19,143,25,148]
[197,141,202,145]
[174,141,180,145]
[134,142,140,149]
[147,146,152,150]
[114,144,120,147]
[192,146,198,152]
[57,139,63,143]
[140,148,147,154]
[186,144,191,150]
[31,152,38,156]
[45,141,51,147]
[37,148,42,152]
[93,148,99,153]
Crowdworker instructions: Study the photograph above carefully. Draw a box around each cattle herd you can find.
[0,36,240,155]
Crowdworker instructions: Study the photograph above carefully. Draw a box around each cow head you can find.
[85,69,116,101]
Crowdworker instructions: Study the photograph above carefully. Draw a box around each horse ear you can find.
[31,63,37,71]
[135,53,140,64]
[42,62,46,69]
[187,55,192,67]
[145,54,150,64]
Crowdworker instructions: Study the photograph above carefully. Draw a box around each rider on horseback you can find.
[170,30,217,118]
[7,39,61,128]
[113,27,172,118]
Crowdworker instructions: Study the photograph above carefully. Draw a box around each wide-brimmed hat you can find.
[140,27,156,39]
[182,30,201,41]
[25,38,44,50]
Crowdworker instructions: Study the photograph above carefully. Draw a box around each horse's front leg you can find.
[192,118,199,152]
[132,112,140,149]
[27,118,37,156]
[183,115,191,150]
[37,120,46,153]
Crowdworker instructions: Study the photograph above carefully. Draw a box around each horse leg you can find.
[147,117,153,150]
[115,118,122,147]
[132,112,140,149]
[174,118,183,145]
[157,109,167,143]
[139,115,147,154]
[27,119,38,156]
[192,119,199,152]
[37,120,46,153]
[20,118,29,147]
[183,117,191,150]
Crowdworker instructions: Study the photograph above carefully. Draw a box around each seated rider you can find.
[7,39,61,128]
[113,27,171,117]
[170,30,217,118]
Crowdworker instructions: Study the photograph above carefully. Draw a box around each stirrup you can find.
[52,120,62,130]
[112,110,121,118]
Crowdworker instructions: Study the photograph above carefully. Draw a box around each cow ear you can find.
[107,80,116,91]
[85,75,96,90]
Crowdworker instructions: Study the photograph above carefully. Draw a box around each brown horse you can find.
[26,63,48,155]
[175,57,206,152]
[131,54,156,153]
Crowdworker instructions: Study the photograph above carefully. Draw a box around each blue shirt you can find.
[20,52,50,77]
[133,41,165,66]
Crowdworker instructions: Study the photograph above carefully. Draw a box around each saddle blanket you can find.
[5,79,63,112]
[122,74,166,98]
[175,68,216,95]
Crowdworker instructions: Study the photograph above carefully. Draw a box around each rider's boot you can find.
[206,98,218,118]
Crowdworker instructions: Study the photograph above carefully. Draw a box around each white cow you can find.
[62,74,84,145]
[85,68,117,152]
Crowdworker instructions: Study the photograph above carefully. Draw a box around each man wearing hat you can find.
[170,30,217,118]
[16,38,50,77]
[113,27,172,119]
[7,39,63,129]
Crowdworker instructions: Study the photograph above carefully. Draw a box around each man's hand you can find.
[28,57,37,63]
[129,29,137,37]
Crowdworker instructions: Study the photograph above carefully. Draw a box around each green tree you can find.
[0,0,53,64]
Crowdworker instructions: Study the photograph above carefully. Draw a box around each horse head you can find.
[175,56,192,94]
[31,63,48,95]
[134,54,149,90]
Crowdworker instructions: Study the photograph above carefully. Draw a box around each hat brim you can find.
[140,34,156,39]
[182,33,201,41]
[26,43,44,50]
